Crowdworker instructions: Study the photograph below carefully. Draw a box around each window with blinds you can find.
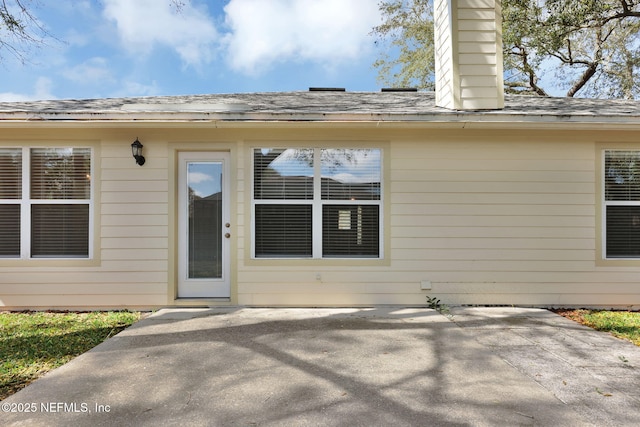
[0,147,91,259]
[604,150,640,258]
[0,148,22,257]
[253,148,382,259]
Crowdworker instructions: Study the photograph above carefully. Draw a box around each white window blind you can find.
[0,148,22,257]
[0,148,21,199]
[31,148,91,200]
[0,147,91,259]
[254,148,314,200]
[253,148,382,259]
[604,150,640,258]
[321,149,380,258]
[255,204,313,257]
[31,204,90,257]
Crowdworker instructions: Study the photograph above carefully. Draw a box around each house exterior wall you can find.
[0,129,171,308]
[1,125,639,309]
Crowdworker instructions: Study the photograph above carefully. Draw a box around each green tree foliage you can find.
[373,0,435,90]
[372,0,640,98]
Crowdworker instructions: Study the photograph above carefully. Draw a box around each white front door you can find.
[178,152,230,298]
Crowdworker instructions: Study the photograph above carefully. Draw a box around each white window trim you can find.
[0,147,94,260]
[602,149,640,261]
[251,147,384,260]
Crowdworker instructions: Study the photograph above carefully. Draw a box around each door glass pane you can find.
[188,162,223,279]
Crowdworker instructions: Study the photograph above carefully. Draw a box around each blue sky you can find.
[0,0,385,101]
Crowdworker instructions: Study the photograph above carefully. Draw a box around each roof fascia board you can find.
[0,116,639,131]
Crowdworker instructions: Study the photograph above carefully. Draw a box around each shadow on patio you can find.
[3,307,625,426]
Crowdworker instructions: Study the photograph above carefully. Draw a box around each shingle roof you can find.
[0,91,639,126]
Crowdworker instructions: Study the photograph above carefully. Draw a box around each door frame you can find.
[176,151,231,298]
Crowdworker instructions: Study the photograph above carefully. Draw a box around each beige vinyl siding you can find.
[95,140,169,306]
[2,126,640,309]
[237,129,637,309]
[388,132,628,307]
[0,135,170,309]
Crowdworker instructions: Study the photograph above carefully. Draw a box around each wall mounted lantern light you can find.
[131,138,145,166]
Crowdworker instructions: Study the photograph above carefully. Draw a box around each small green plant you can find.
[426,295,449,314]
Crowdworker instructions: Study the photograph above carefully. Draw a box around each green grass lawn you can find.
[555,309,640,346]
[0,311,141,400]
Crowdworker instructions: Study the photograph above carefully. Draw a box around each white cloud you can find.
[189,171,217,197]
[62,57,115,85]
[223,0,381,75]
[323,149,381,183]
[0,77,56,101]
[189,172,214,184]
[64,28,91,47]
[102,0,219,67]
[117,80,161,97]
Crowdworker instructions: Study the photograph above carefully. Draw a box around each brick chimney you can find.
[434,0,504,110]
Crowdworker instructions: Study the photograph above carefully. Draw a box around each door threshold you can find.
[173,298,232,307]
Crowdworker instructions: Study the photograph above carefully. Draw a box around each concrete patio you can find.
[2,307,639,426]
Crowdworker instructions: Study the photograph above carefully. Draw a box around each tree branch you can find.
[510,46,549,96]
[567,62,599,97]
[0,0,55,64]
[567,27,604,97]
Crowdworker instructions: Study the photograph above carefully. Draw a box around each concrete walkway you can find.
[1,307,639,426]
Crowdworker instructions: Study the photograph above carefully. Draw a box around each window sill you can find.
[0,258,100,268]
[246,257,389,267]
